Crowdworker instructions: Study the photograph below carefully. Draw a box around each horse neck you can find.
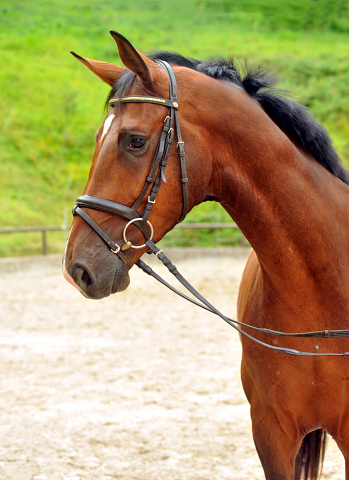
[195,84,349,284]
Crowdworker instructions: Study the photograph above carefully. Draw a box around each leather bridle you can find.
[73,60,187,266]
[72,61,349,357]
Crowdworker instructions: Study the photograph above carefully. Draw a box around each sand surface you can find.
[0,249,344,479]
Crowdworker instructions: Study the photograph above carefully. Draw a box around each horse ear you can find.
[109,31,167,89]
[70,51,124,87]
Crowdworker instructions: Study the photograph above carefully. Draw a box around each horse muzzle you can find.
[63,250,131,299]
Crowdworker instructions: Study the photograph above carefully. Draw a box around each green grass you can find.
[0,0,348,255]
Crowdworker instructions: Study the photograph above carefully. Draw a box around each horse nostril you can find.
[73,265,93,290]
[81,269,92,287]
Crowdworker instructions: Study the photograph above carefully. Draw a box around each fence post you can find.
[42,230,47,255]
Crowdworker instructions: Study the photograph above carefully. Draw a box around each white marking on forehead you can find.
[100,114,115,143]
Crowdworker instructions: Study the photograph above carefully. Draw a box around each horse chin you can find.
[111,263,131,294]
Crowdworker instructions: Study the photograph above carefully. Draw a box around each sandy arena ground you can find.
[0,248,345,479]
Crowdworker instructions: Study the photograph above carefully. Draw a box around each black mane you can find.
[108,51,349,185]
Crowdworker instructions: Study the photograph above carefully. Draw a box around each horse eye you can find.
[129,138,146,149]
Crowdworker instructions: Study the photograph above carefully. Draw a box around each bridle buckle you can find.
[110,244,121,254]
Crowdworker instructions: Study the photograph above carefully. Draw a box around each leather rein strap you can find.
[136,240,349,357]
[72,61,349,357]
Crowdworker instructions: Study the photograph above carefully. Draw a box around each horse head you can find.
[63,32,213,299]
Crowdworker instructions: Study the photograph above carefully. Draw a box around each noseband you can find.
[72,61,349,357]
[73,60,188,264]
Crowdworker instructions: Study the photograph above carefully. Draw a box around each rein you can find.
[72,61,349,357]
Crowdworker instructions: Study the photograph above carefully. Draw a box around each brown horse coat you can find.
[64,32,349,479]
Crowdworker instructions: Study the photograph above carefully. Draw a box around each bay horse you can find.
[63,31,349,479]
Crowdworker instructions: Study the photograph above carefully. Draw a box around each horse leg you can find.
[336,448,349,479]
[250,401,302,480]
[334,438,349,479]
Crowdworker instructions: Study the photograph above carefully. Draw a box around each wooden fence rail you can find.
[0,223,246,255]
[0,225,69,255]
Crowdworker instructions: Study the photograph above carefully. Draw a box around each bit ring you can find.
[123,218,154,249]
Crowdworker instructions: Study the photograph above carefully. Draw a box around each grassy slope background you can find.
[0,0,348,255]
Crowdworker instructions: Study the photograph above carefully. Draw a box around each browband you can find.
[109,96,179,109]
